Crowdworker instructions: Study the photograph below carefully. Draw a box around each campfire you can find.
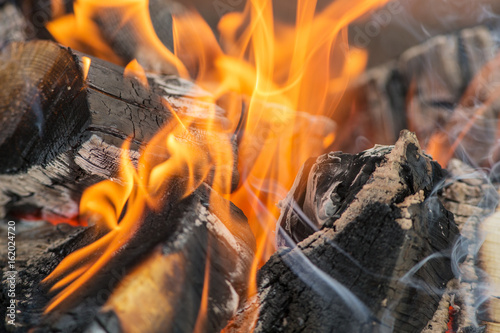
[1,0,500,332]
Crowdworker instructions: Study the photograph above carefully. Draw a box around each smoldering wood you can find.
[0,40,238,223]
[437,159,500,333]
[0,183,255,332]
[419,159,498,333]
[478,211,500,333]
[333,25,500,157]
[227,131,459,333]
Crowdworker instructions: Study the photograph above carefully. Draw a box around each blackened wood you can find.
[0,40,238,223]
[228,131,459,333]
[0,183,255,332]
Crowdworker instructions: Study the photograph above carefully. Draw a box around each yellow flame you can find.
[124,59,149,88]
[44,0,389,318]
[47,0,188,76]
[81,56,91,81]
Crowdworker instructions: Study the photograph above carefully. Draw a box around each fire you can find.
[43,0,389,319]
[47,0,188,75]
[124,59,149,87]
[81,56,91,81]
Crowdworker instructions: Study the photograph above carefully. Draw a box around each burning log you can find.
[0,39,238,223]
[227,131,459,332]
[1,183,255,332]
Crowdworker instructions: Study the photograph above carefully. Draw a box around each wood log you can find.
[78,0,182,74]
[17,0,175,49]
[227,130,459,333]
[479,210,500,333]
[0,183,255,332]
[418,159,498,332]
[18,0,191,75]
[333,25,500,159]
[0,40,238,223]
[349,0,500,68]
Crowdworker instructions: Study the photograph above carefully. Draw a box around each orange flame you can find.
[44,0,389,317]
[47,0,188,75]
[81,56,91,81]
[124,59,149,88]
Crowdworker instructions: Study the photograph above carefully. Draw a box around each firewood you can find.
[77,0,182,74]
[18,0,188,75]
[227,130,459,333]
[333,25,499,156]
[0,183,255,332]
[479,210,500,333]
[0,40,238,223]
[418,159,498,332]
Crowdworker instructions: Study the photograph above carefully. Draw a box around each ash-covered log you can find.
[0,183,255,332]
[479,210,500,333]
[0,40,238,223]
[419,159,498,332]
[227,131,459,333]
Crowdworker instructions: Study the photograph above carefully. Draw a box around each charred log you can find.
[1,183,255,332]
[0,40,238,223]
[227,131,459,333]
[333,25,500,158]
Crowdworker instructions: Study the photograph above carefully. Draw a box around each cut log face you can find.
[227,131,459,333]
[1,183,255,332]
[0,41,87,174]
[0,40,239,223]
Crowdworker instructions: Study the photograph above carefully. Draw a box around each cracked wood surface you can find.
[227,131,459,333]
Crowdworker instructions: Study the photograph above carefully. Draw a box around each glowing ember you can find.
[43,0,389,316]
